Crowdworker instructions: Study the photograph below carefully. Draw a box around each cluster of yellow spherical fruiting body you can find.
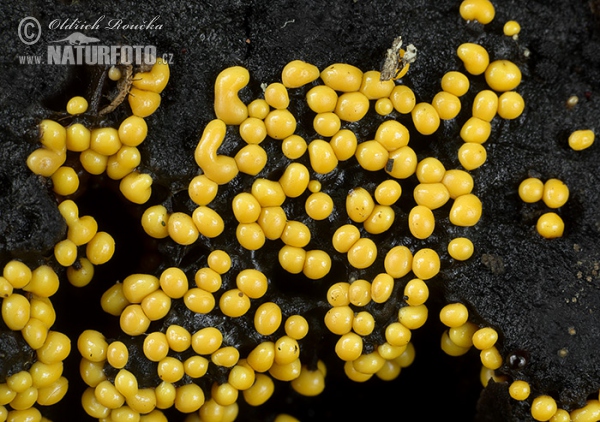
[439,311,502,369]
[139,33,530,403]
[0,260,71,421]
[95,252,322,419]
[78,59,360,421]
[19,59,170,421]
[78,327,247,421]
[26,59,170,291]
[185,56,490,391]
[27,58,169,203]
[55,199,114,287]
[325,271,420,383]
[455,7,600,421]
[128,58,170,118]
[518,177,569,239]
[453,43,524,165]
[18,5,591,420]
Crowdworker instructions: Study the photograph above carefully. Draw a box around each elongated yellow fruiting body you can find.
[132,57,170,93]
[214,66,250,125]
[281,60,320,88]
[194,119,239,185]
[320,63,363,92]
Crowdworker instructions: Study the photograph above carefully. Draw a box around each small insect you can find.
[380,36,418,81]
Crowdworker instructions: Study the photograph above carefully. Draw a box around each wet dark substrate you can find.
[1,0,600,421]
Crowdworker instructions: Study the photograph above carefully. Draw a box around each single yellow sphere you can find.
[568,129,595,151]
[459,0,496,24]
[355,140,389,171]
[458,142,487,170]
[536,212,565,239]
[352,310,376,335]
[389,85,416,113]
[282,134,307,160]
[442,169,474,199]
[67,96,89,115]
[235,144,268,176]
[248,99,270,120]
[447,238,474,261]
[485,60,522,92]
[335,332,363,362]
[281,60,320,88]
[51,166,80,196]
[386,146,418,179]
[411,103,440,135]
[313,112,341,137]
[335,92,370,122]
[504,20,521,37]
[308,140,338,174]
[439,303,469,328]
[416,157,446,184]
[347,238,377,269]
[371,273,394,304]
[411,248,440,280]
[509,380,531,401]
[305,192,334,220]
[375,98,394,115]
[404,278,429,306]
[518,178,544,203]
[472,327,498,350]
[66,123,91,151]
[460,117,491,144]
[431,91,461,120]
[408,205,435,239]
[303,249,332,280]
[346,187,375,223]
[330,129,358,161]
[542,179,569,208]
[457,43,490,75]
[324,306,354,335]
[441,71,470,97]
[497,91,525,119]
[68,257,95,287]
[86,231,115,265]
[320,63,363,92]
[374,179,402,205]
[480,346,503,370]
[327,282,350,307]
[264,82,290,110]
[264,109,297,140]
[472,90,499,122]
[278,246,307,274]
[384,245,413,279]
[546,410,570,422]
[118,116,148,147]
[531,395,558,421]
[449,194,483,227]
[306,85,338,114]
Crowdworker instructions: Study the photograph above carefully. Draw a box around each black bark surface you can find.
[1,1,599,421]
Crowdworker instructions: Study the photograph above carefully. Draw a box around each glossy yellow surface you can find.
[459,0,495,24]
[214,66,249,125]
[457,43,490,75]
[568,129,595,151]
